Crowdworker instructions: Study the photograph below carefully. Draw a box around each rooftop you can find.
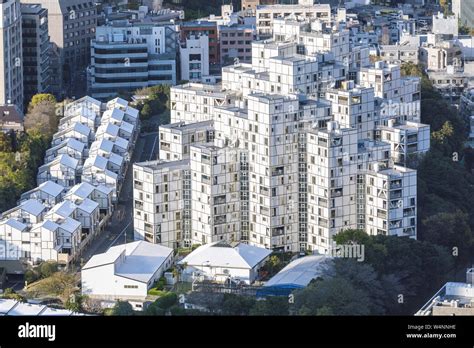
[135,159,190,171]
[83,241,173,283]
[179,241,272,269]
[0,104,23,124]
[20,199,47,217]
[264,255,333,288]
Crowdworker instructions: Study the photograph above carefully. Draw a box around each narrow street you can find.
[78,131,159,264]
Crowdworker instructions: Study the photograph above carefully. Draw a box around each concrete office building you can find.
[21,4,51,105]
[0,0,23,109]
[89,21,177,99]
[21,0,98,90]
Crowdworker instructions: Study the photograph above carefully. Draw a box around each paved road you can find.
[78,131,159,264]
[140,132,159,162]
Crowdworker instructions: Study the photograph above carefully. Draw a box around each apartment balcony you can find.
[390,180,402,190]
[160,142,170,151]
[377,209,387,219]
[213,214,226,225]
[390,190,402,199]
[271,166,284,176]
[213,195,226,205]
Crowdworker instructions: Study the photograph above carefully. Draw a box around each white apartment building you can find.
[132,9,426,254]
[158,120,214,161]
[432,12,458,37]
[90,21,177,99]
[133,159,190,248]
[256,3,331,38]
[420,40,463,72]
[179,35,210,82]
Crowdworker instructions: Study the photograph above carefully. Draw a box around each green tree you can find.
[65,294,84,312]
[111,301,134,316]
[293,277,372,315]
[334,229,455,313]
[153,292,177,310]
[28,93,57,110]
[420,211,474,265]
[24,101,58,138]
[220,293,256,315]
[2,288,26,302]
[39,261,58,278]
[141,103,152,120]
[24,270,39,284]
[250,296,289,316]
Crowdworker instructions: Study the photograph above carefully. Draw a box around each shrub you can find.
[39,261,58,278]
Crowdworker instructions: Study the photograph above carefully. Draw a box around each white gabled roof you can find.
[40,307,74,316]
[20,199,47,217]
[49,200,77,218]
[64,137,86,152]
[83,241,173,283]
[90,138,114,154]
[125,106,139,119]
[37,219,59,232]
[102,108,124,124]
[58,154,79,169]
[39,154,79,172]
[70,122,92,136]
[107,153,124,166]
[47,138,85,155]
[106,97,128,110]
[119,121,134,134]
[38,181,65,197]
[84,155,108,171]
[113,136,129,150]
[66,182,95,199]
[179,242,272,270]
[75,198,98,214]
[1,218,27,231]
[68,96,102,110]
[96,123,119,138]
[95,184,113,195]
[264,255,333,288]
[57,217,81,233]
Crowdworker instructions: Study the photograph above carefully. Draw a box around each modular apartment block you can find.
[133,5,427,254]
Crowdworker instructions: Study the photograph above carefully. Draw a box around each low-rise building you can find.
[81,241,173,308]
[0,105,24,133]
[20,181,65,207]
[259,255,333,296]
[179,241,272,284]
[180,35,210,82]
[416,268,474,316]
